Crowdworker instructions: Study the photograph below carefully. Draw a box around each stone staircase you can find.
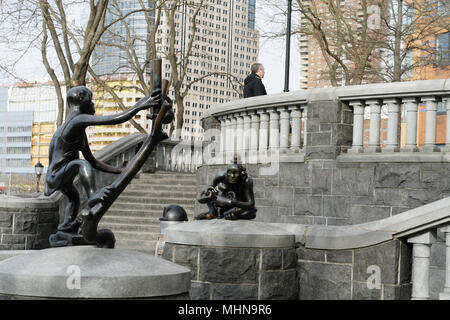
[98,171,197,254]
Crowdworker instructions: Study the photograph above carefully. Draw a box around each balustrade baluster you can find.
[366,99,382,153]
[289,105,302,152]
[243,112,251,163]
[236,113,244,157]
[268,108,280,152]
[383,98,401,153]
[249,111,260,163]
[279,107,290,153]
[439,224,450,299]
[229,116,237,161]
[443,97,450,152]
[224,116,232,158]
[408,230,436,300]
[258,110,269,156]
[402,97,420,152]
[421,96,440,152]
[348,100,365,154]
[219,116,226,156]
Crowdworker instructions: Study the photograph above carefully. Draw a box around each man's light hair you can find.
[251,63,264,74]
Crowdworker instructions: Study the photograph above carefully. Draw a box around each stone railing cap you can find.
[0,194,59,209]
[164,196,450,250]
[164,220,295,248]
[202,79,450,121]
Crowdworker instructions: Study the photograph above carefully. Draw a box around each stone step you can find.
[110,202,195,211]
[120,190,197,199]
[130,178,196,186]
[125,184,197,192]
[116,195,195,205]
[137,172,197,180]
[97,171,196,253]
[98,222,160,233]
[112,230,160,241]
[106,208,195,218]
[101,215,161,225]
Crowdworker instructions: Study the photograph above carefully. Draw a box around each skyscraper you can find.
[91,0,155,76]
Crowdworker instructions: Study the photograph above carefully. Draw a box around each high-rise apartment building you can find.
[89,0,259,149]
[408,0,449,81]
[297,0,384,90]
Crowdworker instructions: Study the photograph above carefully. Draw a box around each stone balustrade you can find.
[340,80,450,154]
[203,93,307,164]
[202,79,450,163]
[152,140,203,173]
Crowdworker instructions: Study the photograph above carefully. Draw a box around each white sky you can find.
[0,1,300,93]
[256,2,299,94]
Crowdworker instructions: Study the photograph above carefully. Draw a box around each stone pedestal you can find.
[0,246,190,299]
[162,220,297,300]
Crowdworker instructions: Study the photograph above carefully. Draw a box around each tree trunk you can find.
[393,0,403,82]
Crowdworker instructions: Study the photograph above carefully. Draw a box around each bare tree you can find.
[90,0,247,140]
[295,0,390,86]
[261,0,449,86]
[377,0,450,82]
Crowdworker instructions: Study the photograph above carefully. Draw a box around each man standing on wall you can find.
[243,63,267,98]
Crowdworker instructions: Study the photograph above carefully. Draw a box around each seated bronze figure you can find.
[196,155,257,220]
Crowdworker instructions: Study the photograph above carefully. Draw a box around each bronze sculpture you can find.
[196,155,257,220]
[47,60,174,248]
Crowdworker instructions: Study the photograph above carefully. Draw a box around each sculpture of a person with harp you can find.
[46,60,173,248]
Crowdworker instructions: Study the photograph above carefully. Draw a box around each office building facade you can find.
[89,0,259,149]
[0,111,33,174]
[7,82,63,167]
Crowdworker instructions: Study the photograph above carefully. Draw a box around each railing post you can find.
[243,112,251,163]
[439,224,450,300]
[219,116,226,156]
[228,115,237,162]
[421,96,440,152]
[236,113,244,157]
[383,98,401,153]
[279,107,290,153]
[366,99,382,153]
[268,108,280,152]
[224,116,232,159]
[348,100,365,154]
[250,110,260,163]
[402,97,420,152]
[289,105,302,152]
[258,109,269,155]
[407,230,436,300]
[443,96,450,152]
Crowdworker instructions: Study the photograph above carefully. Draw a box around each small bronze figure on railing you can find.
[196,155,257,220]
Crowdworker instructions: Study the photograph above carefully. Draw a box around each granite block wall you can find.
[0,202,59,250]
[162,243,298,300]
[296,239,412,300]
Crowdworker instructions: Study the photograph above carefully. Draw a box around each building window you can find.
[436,32,450,67]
